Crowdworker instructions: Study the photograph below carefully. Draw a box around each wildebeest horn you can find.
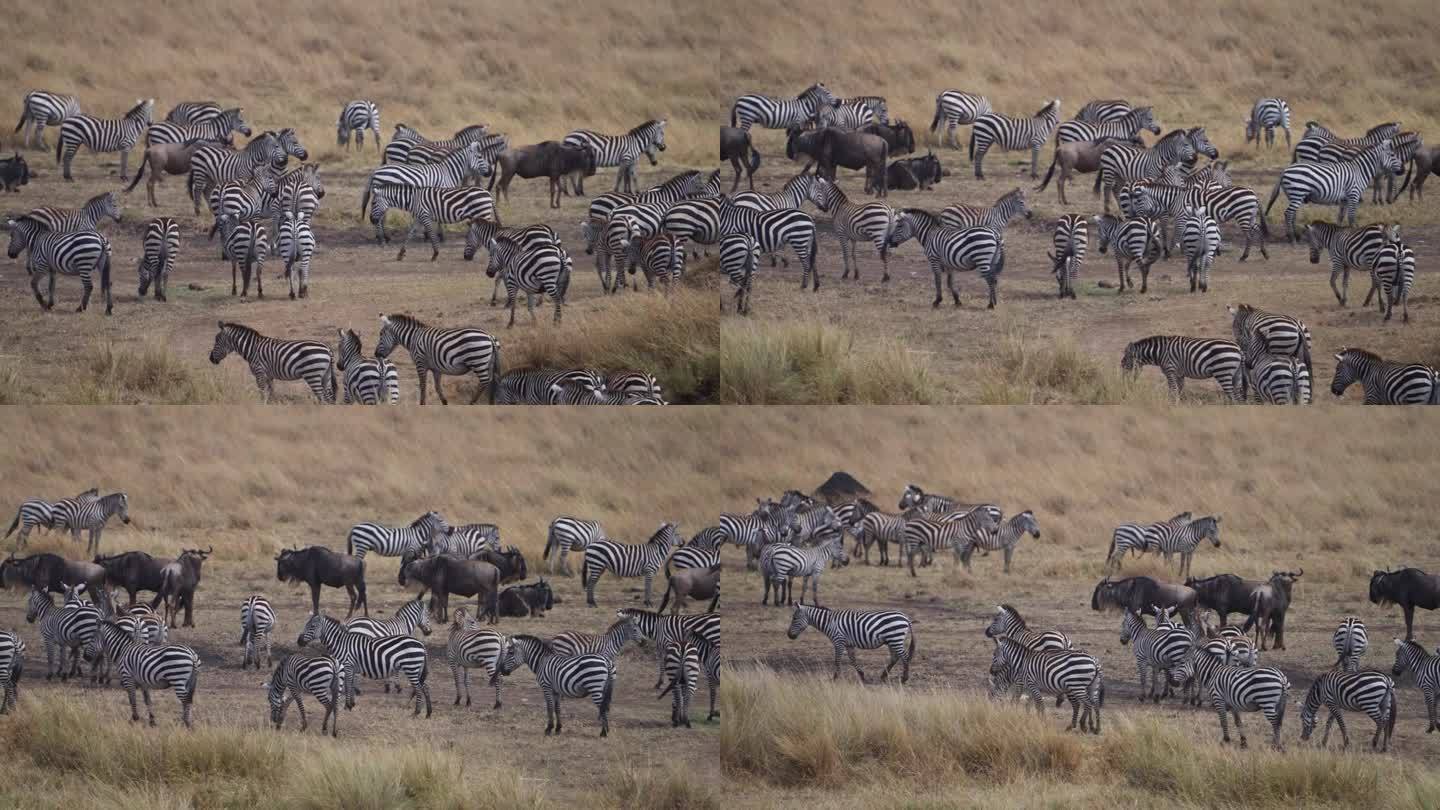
[1293,568,1303,578]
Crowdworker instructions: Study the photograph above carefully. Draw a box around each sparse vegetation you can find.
[978,325,1172,405]
[64,342,246,404]
[720,320,938,404]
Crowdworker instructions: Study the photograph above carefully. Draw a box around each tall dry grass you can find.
[720,320,939,404]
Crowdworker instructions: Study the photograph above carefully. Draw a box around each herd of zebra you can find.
[0,496,723,736]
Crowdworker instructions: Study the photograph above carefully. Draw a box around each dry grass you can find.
[977,324,1172,405]
[720,320,939,404]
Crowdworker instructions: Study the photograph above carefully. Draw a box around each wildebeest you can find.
[471,546,527,584]
[0,552,107,597]
[92,550,171,607]
[0,152,31,192]
[786,127,890,196]
[1091,575,1198,627]
[399,552,500,623]
[1242,570,1301,650]
[656,563,720,614]
[886,152,945,191]
[1035,136,1143,205]
[497,579,555,618]
[813,471,873,504]
[1185,573,1265,626]
[125,136,232,207]
[491,141,596,208]
[1370,567,1440,640]
[859,121,916,156]
[275,546,368,618]
[720,126,761,192]
[155,546,210,628]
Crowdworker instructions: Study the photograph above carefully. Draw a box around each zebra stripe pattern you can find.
[274,163,325,238]
[984,604,1072,651]
[1392,638,1440,732]
[1245,99,1292,148]
[618,608,720,690]
[187,130,302,215]
[0,630,23,714]
[337,100,381,152]
[384,123,490,165]
[550,616,642,661]
[1246,354,1311,405]
[1300,669,1395,751]
[719,232,760,316]
[970,99,1061,179]
[990,636,1103,732]
[50,491,129,556]
[1154,515,1221,577]
[485,237,571,327]
[940,188,1033,232]
[1330,347,1439,404]
[5,219,113,314]
[1092,214,1160,294]
[1120,609,1195,701]
[361,142,490,218]
[544,517,607,575]
[1076,99,1133,125]
[1305,221,1397,306]
[813,100,879,131]
[1179,205,1221,294]
[1292,122,1399,162]
[164,101,221,126]
[634,232,684,290]
[298,612,432,717]
[1229,303,1313,380]
[1056,106,1159,146]
[465,221,560,305]
[807,177,900,282]
[88,619,201,727]
[346,511,448,561]
[716,198,818,290]
[136,217,180,301]
[1185,182,1269,262]
[893,208,1005,308]
[4,489,97,547]
[240,595,275,671]
[1106,512,1191,569]
[1209,663,1289,747]
[375,313,501,405]
[216,214,269,298]
[582,524,682,607]
[1097,129,1199,213]
[370,185,495,260]
[434,524,501,557]
[56,98,153,181]
[1267,141,1402,241]
[277,211,315,300]
[145,106,250,147]
[23,190,122,232]
[1333,617,1368,672]
[1050,214,1088,299]
[788,602,914,683]
[446,608,514,708]
[659,636,701,727]
[563,119,667,194]
[762,535,848,606]
[930,90,992,149]
[267,653,342,736]
[15,90,81,149]
[1364,239,1415,323]
[494,368,604,405]
[26,588,99,680]
[731,84,838,132]
[209,321,334,403]
[852,510,908,567]
[506,635,615,737]
[960,510,1039,573]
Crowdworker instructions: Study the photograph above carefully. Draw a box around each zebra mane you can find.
[1337,346,1381,363]
[384,313,426,330]
[99,492,126,510]
[1157,129,1188,145]
[125,99,153,118]
[453,124,487,138]
[218,321,262,339]
[1367,122,1400,137]
[900,207,942,227]
[1034,99,1060,118]
[511,633,552,651]
[629,120,663,136]
[997,603,1026,624]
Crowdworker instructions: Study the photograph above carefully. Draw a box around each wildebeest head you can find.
[1370,568,1405,606]
[275,547,302,583]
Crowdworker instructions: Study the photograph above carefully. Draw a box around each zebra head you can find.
[1330,347,1372,397]
[1194,516,1221,547]
[210,321,239,364]
[1091,215,1118,254]
[1186,128,1218,160]
[374,314,403,359]
[401,594,433,636]
[462,141,493,180]
[786,603,814,639]
[484,236,516,278]
[277,128,307,163]
[1244,115,1260,144]
[336,328,362,370]
[1297,678,1324,740]
[4,217,40,259]
[297,612,329,647]
[1118,609,1145,645]
[24,588,50,623]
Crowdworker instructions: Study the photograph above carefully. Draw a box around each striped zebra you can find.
[5,488,97,548]
[731,83,838,132]
[1076,99,1133,125]
[902,507,1001,577]
[666,538,721,578]
[1183,181,1269,262]
[1300,669,1395,751]
[494,368,604,405]
[346,511,448,561]
[813,100,879,131]
[1245,99,1292,148]
[1266,140,1402,242]
[1292,121,1399,163]
[5,219,113,314]
[164,101,221,126]
[26,588,99,680]
[1391,638,1440,732]
[266,653,342,736]
[806,177,899,282]
[989,636,1103,732]
[375,313,501,405]
[1179,205,1220,293]
[186,130,301,215]
[659,635,702,728]
[733,171,815,215]
[550,616,643,661]
[273,163,325,239]
[344,597,432,695]
[1092,214,1161,294]
[930,90,992,150]
[959,510,1039,574]
[939,187,1033,232]
[1050,213,1087,299]
[1334,618,1368,672]
[207,169,279,239]
[433,524,500,557]
[762,535,848,606]
[215,214,269,298]
[0,630,23,714]
[853,510,909,568]
[895,208,1008,308]
[446,608,515,709]
[384,123,490,165]
[1096,129,1198,213]
[52,491,129,556]
[407,132,507,168]
[715,198,818,290]
[1185,637,1238,707]
[56,98,153,181]
[23,190,122,232]
[506,635,615,737]
[787,602,914,683]
[136,217,180,301]
[563,119,667,195]
[1229,303,1313,381]
[632,233,684,290]
[1246,354,1310,405]
[1365,239,1415,323]
[239,595,275,670]
[277,211,315,300]
[1105,512,1192,570]
[145,106,249,148]
[1304,221,1397,306]
[969,99,1061,179]
[86,619,201,727]
[1330,347,1439,404]
[369,185,495,260]
[361,142,489,217]
[464,222,560,305]
[984,604,1072,651]
[544,517,607,576]
[1056,106,1159,146]
[337,100,381,152]
[584,168,721,225]
[1209,662,1290,748]
[297,613,432,717]
[618,607,721,690]
[15,90,82,149]
[582,523,682,607]
[599,202,670,292]
[1120,609,1194,702]
[210,321,334,403]
[485,236,571,327]
[897,484,961,514]
[720,505,789,571]
[1155,515,1221,578]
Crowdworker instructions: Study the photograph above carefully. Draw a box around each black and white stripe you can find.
[1185,182,1269,261]
[787,602,914,683]
[87,619,201,727]
[26,588,99,680]
[563,119,667,194]
[266,653,342,736]
[463,221,561,305]
[1304,221,1396,306]
[361,142,491,220]
[1119,609,1194,702]
[506,635,615,736]
[186,131,294,215]
[23,190,122,232]
[370,185,495,260]
[494,368,604,405]
[969,99,1061,179]
[852,510,908,567]
[1049,213,1087,299]
[719,233,760,314]
[277,211,315,300]
[1266,141,1403,242]
[550,616,642,661]
[940,187,1032,232]
[56,98,153,181]
[297,612,431,717]
[930,90,992,149]
[50,491,128,556]
[716,197,819,290]
[216,214,269,298]
[1092,214,1161,294]
[959,510,1039,573]
[901,507,1000,576]
[1245,354,1311,405]
[1179,205,1220,294]
[1097,129,1199,213]
[375,313,501,405]
[1076,99,1133,125]
[984,604,1072,652]
[5,218,112,314]
[1208,663,1289,747]
[1229,303,1313,381]
[136,217,180,301]
[544,517,607,576]
[164,101,221,126]
[0,630,23,714]
[1391,638,1440,733]
[1299,669,1395,751]
[1365,239,1415,323]
[1330,347,1439,405]
[762,535,848,606]
[1292,121,1399,163]
[892,208,1006,308]
[731,84,838,132]
[659,635,702,728]
[337,100,381,152]
[582,523,682,607]
[1056,106,1159,146]
[445,608,514,709]
[274,163,325,238]
[619,607,721,690]
[807,176,900,283]
[145,106,250,147]
[897,484,960,514]
[434,524,500,557]
[485,236,571,327]
[631,232,684,289]
[209,321,335,403]
[1333,617,1368,672]
[1153,515,1219,577]
[813,100,880,131]
[239,595,275,670]
[1106,512,1192,569]
[989,636,1103,732]
[4,489,96,548]
[207,171,279,250]
[346,512,448,561]
[1245,99,1292,148]
[15,90,81,149]
[383,123,489,165]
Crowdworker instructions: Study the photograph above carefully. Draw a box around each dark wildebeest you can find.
[92,550,171,608]
[471,546,527,584]
[886,152,945,191]
[491,141,596,208]
[155,546,211,628]
[1185,573,1265,626]
[786,127,890,196]
[720,126,761,192]
[813,471,873,504]
[0,152,31,192]
[859,121,916,157]
[497,579,555,618]
[0,552,107,598]
[1091,575,1199,628]
[400,552,500,623]
[275,546,368,618]
[656,563,720,614]
[1241,570,1302,650]
[1370,567,1440,640]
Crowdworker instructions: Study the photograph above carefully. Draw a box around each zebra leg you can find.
[831,641,846,680]
[142,687,156,727]
[120,148,130,182]
[453,665,466,706]
[643,573,654,607]
[845,646,868,684]
[126,683,141,722]
[294,694,309,731]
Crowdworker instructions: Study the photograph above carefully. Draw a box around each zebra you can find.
[369,185,495,260]
[659,636,702,728]
[337,100,381,152]
[787,602,914,683]
[164,101,222,126]
[145,106,249,148]
[445,608,515,709]
[407,132,508,168]
[432,524,500,557]
[344,596,434,693]
[26,588,99,680]
[210,321,334,403]
[1184,182,1270,262]
[207,168,279,237]
[239,595,275,670]
[892,208,1005,308]
[56,98,153,181]
[1056,106,1160,146]
[897,484,961,514]
[505,635,615,737]
[1292,121,1399,163]
[1076,99,1134,125]
[596,202,669,292]
[1245,99,1292,148]
[563,119,667,195]
[214,214,269,298]
[1304,221,1397,306]
[984,604,1073,652]
[1185,637,1238,707]
[1229,303,1313,382]
[544,517,608,576]
[86,619,201,727]
[273,163,325,240]
[762,535,848,606]
[15,90,82,149]
[1266,140,1403,242]
[135,216,180,302]
[384,123,489,164]
[902,507,1001,577]
[852,510,909,567]
[989,636,1103,733]
[1092,214,1161,294]
[1096,129,1198,213]
[5,219,113,314]
[1105,512,1192,570]
[297,612,432,717]
[186,130,299,215]
[582,523,682,607]
[52,491,130,555]
[361,142,490,219]
[464,221,561,305]
[1391,638,1440,733]
[1047,214,1087,300]
[1179,205,1221,293]
[336,328,399,405]
[5,488,97,548]
[1209,662,1290,748]
[666,536,721,577]
[485,236,572,327]
[806,176,899,282]
[930,90,992,149]
[1155,515,1221,578]
[969,99,1061,179]
[550,616,643,661]
[715,198,818,290]
[347,511,448,561]
[959,510,1039,573]
[266,653,342,736]
[494,368,604,405]
[1365,239,1415,323]
[1299,669,1396,751]
[0,630,23,714]
[940,188,1033,233]
[276,211,315,300]
[585,169,720,224]
[1330,347,1439,404]
[719,504,791,571]
[1333,618,1368,672]
[732,171,815,214]
[813,100,879,131]
[618,607,720,690]
[1246,354,1311,405]
[375,313,501,405]
[1120,609,1195,702]
[632,233,684,290]
[23,190,122,232]
[731,83,838,132]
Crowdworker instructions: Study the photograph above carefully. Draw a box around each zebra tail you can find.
[600,667,616,717]
[880,208,896,264]
[543,527,557,560]
[1430,372,1440,405]
[346,529,355,557]
[657,583,672,614]
[486,341,500,405]
[125,160,146,193]
[13,109,27,134]
[1263,177,1284,217]
[184,662,199,700]
[99,246,112,298]
[967,128,976,162]
[1386,679,1398,736]
[4,510,20,539]
[360,181,373,219]
[929,102,942,134]
[55,134,63,165]
[1035,154,1058,192]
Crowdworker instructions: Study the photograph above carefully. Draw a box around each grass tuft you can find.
[62,342,246,404]
[719,320,938,404]
[978,326,1171,405]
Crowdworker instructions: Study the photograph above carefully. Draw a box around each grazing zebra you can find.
[0,630,23,714]
[55,98,152,180]
[762,535,848,606]
[1246,354,1311,405]
[485,237,571,327]
[563,119,667,195]
[494,368,604,405]
[1209,663,1290,748]
[1304,221,1397,306]
[1048,214,1087,299]
[15,90,81,149]
[989,636,1103,732]
[813,100,879,131]
[731,83,838,132]
[959,510,1038,573]
[902,507,1001,577]
[1105,512,1192,570]
[1330,347,1439,404]
[5,219,113,314]
[277,211,314,300]
[1092,214,1161,294]
[1245,99,1292,148]
[5,488,97,548]
[1391,638,1440,732]
[346,512,448,561]
[23,190,122,233]
[544,517,607,576]
[384,123,489,164]
[984,604,1073,651]
[215,214,269,298]
[1292,121,1399,163]
[1266,141,1403,242]
[375,313,501,405]
[1096,129,1198,213]
[187,130,302,215]
[1300,669,1396,751]
[1365,239,1415,323]
[210,321,335,403]
[969,99,1061,179]
[806,177,899,282]
[239,595,275,670]
[506,635,615,737]
[585,168,720,225]
[136,217,180,302]
[582,523,682,607]
[658,636,702,728]
[337,100,381,152]
[52,491,129,555]
[1179,205,1220,293]
[164,101,221,126]
[360,142,489,218]
[1120,609,1195,702]
[26,588,99,680]
[145,106,250,148]
[369,185,495,260]
[1229,303,1313,381]
[550,616,643,662]
[624,232,683,291]
[1076,99,1133,125]
[297,612,431,716]
[1334,618,1368,672]
[336,328,399,405]
[445,608,514,709]
[892,209,1005,308]
[787,602,914,683]
[1121,336,1244,402]
[1056,106,1160,146]
[930,90,992,150]
[266,653,342,736]
[86,619,201,727]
